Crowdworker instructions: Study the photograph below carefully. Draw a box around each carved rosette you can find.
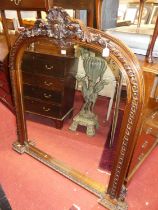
[9,7,144,202]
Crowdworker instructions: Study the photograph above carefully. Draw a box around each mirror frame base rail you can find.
[13,140,128,210]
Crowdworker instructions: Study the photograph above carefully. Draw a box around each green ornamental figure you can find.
[69,48,109,136]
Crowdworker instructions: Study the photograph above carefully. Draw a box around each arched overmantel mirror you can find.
[9,7,144,210]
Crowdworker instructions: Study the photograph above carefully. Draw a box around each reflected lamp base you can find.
[69,112,99,136]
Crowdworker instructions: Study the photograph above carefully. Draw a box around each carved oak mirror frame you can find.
[9,7,144,210]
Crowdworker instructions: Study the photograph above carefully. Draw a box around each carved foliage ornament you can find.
[9,7,143,200]
[22,7,85,41]
[10,0,22,6]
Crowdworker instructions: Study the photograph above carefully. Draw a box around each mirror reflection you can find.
[108,0,158,60]
[21,40,127,186]
[117,0,158,26]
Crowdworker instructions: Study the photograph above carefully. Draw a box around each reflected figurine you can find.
[69,48,109,136]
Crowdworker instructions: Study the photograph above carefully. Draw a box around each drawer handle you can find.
[44,81,53,87]
[43,93,52,99]
[43,107,51,112]
[141,140,148,149]
[45,64,54,71]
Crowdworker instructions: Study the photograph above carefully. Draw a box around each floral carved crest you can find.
[15,7,109,47]
[46,7,84,39]
[24,7,86,41]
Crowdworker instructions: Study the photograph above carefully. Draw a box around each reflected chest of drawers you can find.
[126,64,158,183]
[21,51,78,129]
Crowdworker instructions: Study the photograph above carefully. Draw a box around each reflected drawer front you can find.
[23,84,62,103]
[143,111,158,138]
[135,133,155,161]
[22,52,73,78]
[128,132,156,174]
[22,72,64,91]
[34,54,65,77]
[24,98,62,118]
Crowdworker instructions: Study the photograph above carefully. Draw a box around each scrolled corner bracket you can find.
[99,193,128,210]
[12,141,27,154]
[12,141,35,154]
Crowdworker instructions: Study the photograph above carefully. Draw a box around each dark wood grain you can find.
[23,84,62,103]
[22,51,76,78]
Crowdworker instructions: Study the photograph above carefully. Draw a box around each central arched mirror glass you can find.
[20,38,127,188]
